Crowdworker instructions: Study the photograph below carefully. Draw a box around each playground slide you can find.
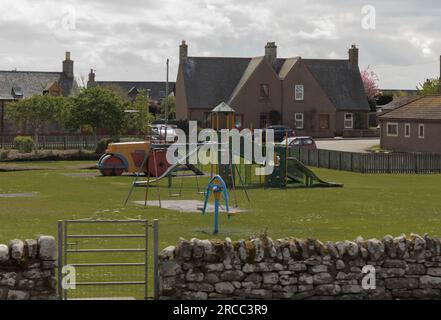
[134,145,204,187]
[286,157,343,188]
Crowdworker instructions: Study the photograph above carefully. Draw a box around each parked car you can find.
[150,124,178,143]
[262,125,295,142]
[280,136,317,150]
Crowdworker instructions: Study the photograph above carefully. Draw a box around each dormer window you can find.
[260,84,269,99]
[11,86,23,99]
[295,85,304,101]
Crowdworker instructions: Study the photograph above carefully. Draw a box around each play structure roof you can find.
[212,102,236,113]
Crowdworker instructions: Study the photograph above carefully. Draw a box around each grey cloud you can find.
[0,0,441,88]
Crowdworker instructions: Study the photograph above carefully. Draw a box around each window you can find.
[295,85,304,101]
[294,113,304,129]
[386,122,398,137]
[405,123,411,138]
[260,84,269,99]
[344,113,353,129]
[419,124,425,139]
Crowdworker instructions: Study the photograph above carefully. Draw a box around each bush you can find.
[95,138,119,155]
[13,136,34,153]
[0,149,10,160]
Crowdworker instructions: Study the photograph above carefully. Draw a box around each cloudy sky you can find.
[0,0,440,89]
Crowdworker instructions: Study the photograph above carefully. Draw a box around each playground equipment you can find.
[115,102,341,208]
[201,175,231,234]
[98,141,171,177]
[265,145,343,188]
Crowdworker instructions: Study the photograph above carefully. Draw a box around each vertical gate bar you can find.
[153,219,159,300]
[63,221,68,300]
[57,221,63,300]
[144,220,149,300]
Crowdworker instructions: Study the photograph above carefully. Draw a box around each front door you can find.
[319,114,330,131]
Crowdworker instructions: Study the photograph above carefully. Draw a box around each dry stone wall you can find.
[159,234,441,300]
[0,236,57,300]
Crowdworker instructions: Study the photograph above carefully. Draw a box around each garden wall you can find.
[159,234,441,300]
[0,236,57,300]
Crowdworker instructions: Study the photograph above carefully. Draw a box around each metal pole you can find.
[57,221,63,300]
[153,219,159,300]
[63,221,68,300]
[214,198,219,234]
[0,101,4,148]
[164,59,169,143]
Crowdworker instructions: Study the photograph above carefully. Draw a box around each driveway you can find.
[315,138,379,153]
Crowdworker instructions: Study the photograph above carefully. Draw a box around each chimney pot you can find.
[87,69,95,88]
[180,40,188,64]
[265,42,277,69]
[348,44,359,69]
[62,52,74,79]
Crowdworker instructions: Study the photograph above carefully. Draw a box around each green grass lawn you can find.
[1,161,441,298]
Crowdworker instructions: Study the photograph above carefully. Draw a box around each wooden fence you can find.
[289,148,441,174]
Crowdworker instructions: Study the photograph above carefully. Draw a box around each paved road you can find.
[315,138,380,153]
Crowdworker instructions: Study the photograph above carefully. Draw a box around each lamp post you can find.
[0,101,4,148]
[164,59,169,143]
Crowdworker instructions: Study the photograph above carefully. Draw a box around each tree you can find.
[160,95,176,120]
[69,86,126,139]
[6,95,70,147]
[361,67,380,112]
[123,90,155,135]
[417,78,441,96]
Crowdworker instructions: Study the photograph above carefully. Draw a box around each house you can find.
[87,70,175,116]
[175,41,369,137]
[378,95,441,153]
[0,52,79,135]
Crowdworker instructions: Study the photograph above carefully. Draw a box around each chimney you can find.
[62,52,74,79]
[265,42,277,69]
[179,40,188,64]
[87,69,95,88]
[348,44,359,69]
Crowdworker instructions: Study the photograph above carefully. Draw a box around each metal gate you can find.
[57,219,159,300]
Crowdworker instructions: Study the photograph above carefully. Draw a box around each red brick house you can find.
[175,41,369,137]
[378,95,441,153]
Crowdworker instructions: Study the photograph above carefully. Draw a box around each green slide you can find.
[286,157,343,188]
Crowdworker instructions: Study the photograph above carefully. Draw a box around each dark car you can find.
[280,136,317,150]
[263,125,295,142]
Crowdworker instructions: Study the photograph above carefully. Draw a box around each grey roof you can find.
[302,59,369,110]
[379,95,441,120]
[95,81,175,101]
[183,56,289,108]
[379,95,421,114]
[182,55,368,111]
[0,71,78,100]
[183,57,251,108]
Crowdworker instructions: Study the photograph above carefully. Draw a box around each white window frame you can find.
[344,113,353,129]
[418,124,425,139]
[294,113,304,129]
[404,123,411,138]
[295,85,304,101]
[386,122,399,137]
